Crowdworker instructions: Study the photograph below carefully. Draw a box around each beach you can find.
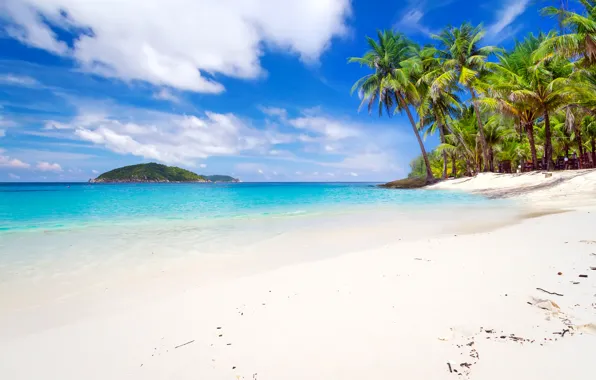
[1,175,596,379]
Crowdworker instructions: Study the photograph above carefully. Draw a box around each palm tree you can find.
[487,33,553,169]
[582,114,596,164]
[426,23,501,172]
[349,31,435,182]
[418,47,463,178]
[484,116,516,171]
[492,35,574,170]
[441,105,479,175]
[538,0,596,65]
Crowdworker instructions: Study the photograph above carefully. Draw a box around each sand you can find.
[429,169,596,206]
[1,173,596,379]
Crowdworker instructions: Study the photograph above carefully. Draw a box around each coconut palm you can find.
[426,23,501,172]
[418,47,463,178]
[484,116,517,171]
[582,114,596,163]
[538,0,596,65]
[349,31,435,182]
[494,36,573,170]
[486,33,554,169]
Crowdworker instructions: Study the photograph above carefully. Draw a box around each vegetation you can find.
[205,175,239,183]
[349,0,596,181]
[93,163,207,183]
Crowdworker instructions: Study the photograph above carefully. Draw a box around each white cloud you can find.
[2,0,351,92]
[259,106,288,119]
[394,9,433,36]
[153,88,180,103]
[257,169,264,174]
[349,172,358,177]
[0,116,17,128]
[92,169,99,174]
[8,173,20,179]
[326,152,400,172]
[36,161,63,172]
[393,1,454,36]
[289,115,359,140]
[73,111,293,165]
[0,73,39,87]
[0,129,5,137]
[0,153,30,168]
[263,106,360,141]
[199,164,207,168]
[486,0,530,41]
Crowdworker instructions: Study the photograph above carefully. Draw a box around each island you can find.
[89,163,239,183]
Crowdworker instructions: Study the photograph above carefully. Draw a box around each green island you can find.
[90,163,239,183]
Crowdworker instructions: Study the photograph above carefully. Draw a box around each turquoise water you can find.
[0,182,489,231]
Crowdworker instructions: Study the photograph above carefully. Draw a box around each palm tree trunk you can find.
[469,88,490,172]
[576,127,584,168]
[443,120,475,169]
[439,124,447,179]
[488,147,494,172]
[525,122,538,170]
[591,138,596,165]
[400,95,434,182]
[451,155,457,177]
[544,109,554,171]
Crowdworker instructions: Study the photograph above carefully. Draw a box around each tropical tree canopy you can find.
[349,3,596,180]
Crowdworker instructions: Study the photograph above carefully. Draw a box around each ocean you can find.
[0,182,489,232]
[1,182,511,312]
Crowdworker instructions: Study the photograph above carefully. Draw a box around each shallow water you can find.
[0,182,517,316]
[0,182,490,231]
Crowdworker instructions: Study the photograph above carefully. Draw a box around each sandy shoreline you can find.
[429,169,596,206]
[1,175,596,379]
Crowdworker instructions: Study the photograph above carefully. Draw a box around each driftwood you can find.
[174,340,195,349]
[536,287,564,296]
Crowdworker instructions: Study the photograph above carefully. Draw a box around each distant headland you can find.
[89,163,240,183]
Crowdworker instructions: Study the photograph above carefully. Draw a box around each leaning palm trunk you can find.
[591,138,596,165]
[544,109,554,171]
[451,155,457,177]
[469,88,491,172]
[443,120,475,174]
[400,95,434,181]
[439,124,448,178]
[525,122,538,170]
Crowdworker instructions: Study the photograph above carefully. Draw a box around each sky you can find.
[0,0,566,182]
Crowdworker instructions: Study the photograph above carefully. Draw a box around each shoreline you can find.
[1,179,595,379]
[428,169,596,206]
[1,206,595,379]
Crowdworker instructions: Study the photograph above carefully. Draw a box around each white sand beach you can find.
[1,172,596,380]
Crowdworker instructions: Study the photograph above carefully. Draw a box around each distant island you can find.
[89,163,239,183]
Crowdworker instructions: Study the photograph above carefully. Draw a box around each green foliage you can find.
[95,163,207,182]
[204,175,239,182]
[353,7,596,183]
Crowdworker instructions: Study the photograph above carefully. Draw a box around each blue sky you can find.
[0,0,565,182]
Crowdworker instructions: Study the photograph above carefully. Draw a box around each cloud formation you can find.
[36,161,63,172]
[486,0,530,41]
[153,88,180,103]
[0,73,39,87]
[0,153,30,168]
[2,0,351,92]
